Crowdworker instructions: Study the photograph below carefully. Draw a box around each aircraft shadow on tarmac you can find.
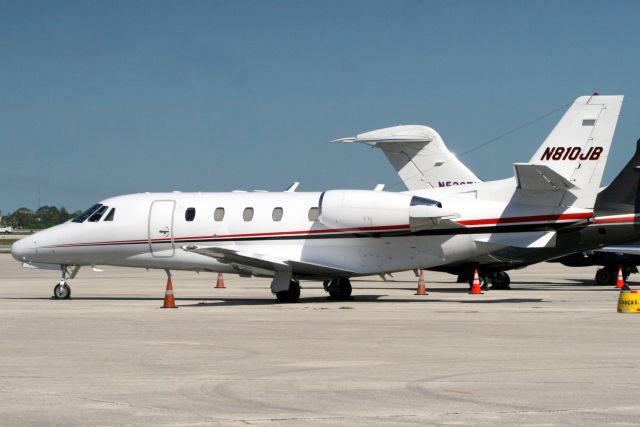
[3,294,545,307]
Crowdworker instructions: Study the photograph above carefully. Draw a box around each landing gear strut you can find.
[324,278,352,300]
[275,279,301,303]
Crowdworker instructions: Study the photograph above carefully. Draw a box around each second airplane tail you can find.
[332,125,480,190]
[524,94,624,209]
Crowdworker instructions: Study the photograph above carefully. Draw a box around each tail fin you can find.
[527,94,623,208]
[596,139,640,216]
[333,125,480,190]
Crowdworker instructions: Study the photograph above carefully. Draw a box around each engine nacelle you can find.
[318,190,458,231]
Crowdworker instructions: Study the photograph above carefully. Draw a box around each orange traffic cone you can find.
[469,269,483,294]
[162,275,177,309]
[615,266,626,289]
[415,269,428,295]
[215,272,226,289]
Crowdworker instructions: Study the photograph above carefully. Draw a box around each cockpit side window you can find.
[72,204,102,223]
[87,205,108,222]
[104,208,115,221]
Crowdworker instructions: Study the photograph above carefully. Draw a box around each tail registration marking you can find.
[540,146,603,161]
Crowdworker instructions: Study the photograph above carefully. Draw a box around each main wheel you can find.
[595,269,613,286]
[275,280,301,303]
[328,278,352,299]
[53,282,71,299]
[491,272,511,289]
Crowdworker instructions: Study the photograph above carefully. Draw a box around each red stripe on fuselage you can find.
[457,212,592,226]
[47,213,600,248]
[592,215,639,224]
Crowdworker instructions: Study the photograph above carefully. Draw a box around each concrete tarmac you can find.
[0,254,639,426]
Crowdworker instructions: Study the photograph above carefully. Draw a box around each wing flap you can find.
[475,231,557,248]
[182,245,354,276]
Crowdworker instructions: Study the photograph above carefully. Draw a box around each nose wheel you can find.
[53,280,71,299]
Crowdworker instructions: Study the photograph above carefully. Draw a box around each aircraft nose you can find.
[11,237,33,262]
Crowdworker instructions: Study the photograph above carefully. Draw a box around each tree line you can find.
[0,206,81,230]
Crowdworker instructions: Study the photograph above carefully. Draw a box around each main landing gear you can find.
[463,270,511,290]
[324,278,353,300]
[275,279,301,303]
[490,271,511,290]
[595,265,634,286]
[52,265,80,299]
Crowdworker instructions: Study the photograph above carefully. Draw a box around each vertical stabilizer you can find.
[596,139,640,216]
[527,94,623,208]
[333,125,480,190]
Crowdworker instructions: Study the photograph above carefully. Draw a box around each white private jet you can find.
[12,94,634,301]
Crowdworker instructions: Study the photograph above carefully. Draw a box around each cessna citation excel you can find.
[11,94,634,302]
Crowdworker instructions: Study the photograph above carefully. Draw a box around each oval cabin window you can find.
[214,207,225,221]
[185,207,196,222]
[272,207,283,221]
[243,207,254,221]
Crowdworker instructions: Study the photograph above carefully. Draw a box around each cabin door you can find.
[148,200,175,257]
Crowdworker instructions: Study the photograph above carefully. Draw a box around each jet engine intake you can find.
[318,190,458,231]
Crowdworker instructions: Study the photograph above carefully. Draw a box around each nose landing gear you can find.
[52,265,79,299]
[53,280,71,299]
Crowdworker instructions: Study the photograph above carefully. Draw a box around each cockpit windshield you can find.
[72,204,114,223]
[72,204,102,223]
[87,205,108,222]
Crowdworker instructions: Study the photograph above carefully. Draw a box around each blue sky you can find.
[1,0,639,213]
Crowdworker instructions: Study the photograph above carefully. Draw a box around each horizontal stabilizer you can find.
[182,245,354,276]
[475,231,557,248]
[333,125,480,190]
[514,163,576,191]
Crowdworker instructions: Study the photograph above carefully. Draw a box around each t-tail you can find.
[332,125,481,190]
[518,94,624,209]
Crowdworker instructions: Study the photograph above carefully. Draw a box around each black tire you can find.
[595,269,613,286]
[491,272,511,290]
[328,278,352,299]
[276,280,300,303]
[53,282,71,299]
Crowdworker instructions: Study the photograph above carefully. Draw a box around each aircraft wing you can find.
[596,245,640,256]
[475,231,557,248]
[182,245,355,276]
[514,163,576,191]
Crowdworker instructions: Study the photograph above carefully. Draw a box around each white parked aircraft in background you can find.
[343,95,640,289]
[12,94,635,301]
